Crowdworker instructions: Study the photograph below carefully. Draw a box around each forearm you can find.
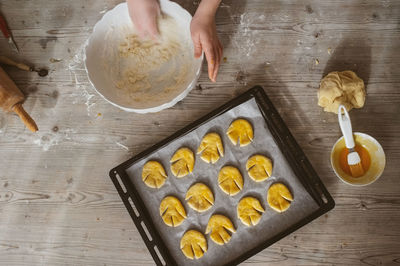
[195,0,221,18]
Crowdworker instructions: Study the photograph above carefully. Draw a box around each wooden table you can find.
[0,0,399,265]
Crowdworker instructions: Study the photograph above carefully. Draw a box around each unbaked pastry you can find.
[141,161,167,188]
[180,230,207,260]
[185,183,214,212]
[205,214,236,245]
[237,196,265,226]
[267,183,293,213]
[226,119,254,147]
[159,196,187,227]
[197,132,224,164]
[318,70,366,114]
[218,166,243,196]
[170,147,194,178]
[246,155,273,182]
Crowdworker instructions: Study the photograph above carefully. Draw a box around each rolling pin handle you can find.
[17,63,32,72]
[0,55,32,72]
[12,103,38,132]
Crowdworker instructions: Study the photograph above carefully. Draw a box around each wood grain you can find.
[0,0,399,265]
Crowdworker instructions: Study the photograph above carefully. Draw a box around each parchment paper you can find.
[126,98,320,266]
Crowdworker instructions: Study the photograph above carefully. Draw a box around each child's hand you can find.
[127,0,160,40]
[190,13,222,82]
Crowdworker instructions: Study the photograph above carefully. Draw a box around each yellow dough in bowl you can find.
[246,155,273,182]
[180,230,207,260]
[197,133,224,164]
[226,119,254,147]
[218,166,243,196]
[237,196,265,226]
[267,183,293,213]
[159,196,187,227]
[205,214,236,245]
[141,161,168,188]
[318,70,366,114]
[185,183,214,212]
[170,147,195,178]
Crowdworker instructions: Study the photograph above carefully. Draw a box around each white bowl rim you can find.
[330,132,386,186]
[84,1,203,113]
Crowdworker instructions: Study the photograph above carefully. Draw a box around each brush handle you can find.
[338,105,355,149]
[12,103,38,132]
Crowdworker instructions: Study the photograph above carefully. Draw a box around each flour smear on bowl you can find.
[101,15,194,108]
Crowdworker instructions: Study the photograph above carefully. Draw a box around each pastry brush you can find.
[338,105,364,177]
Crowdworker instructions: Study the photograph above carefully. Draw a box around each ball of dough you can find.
[267,183,293,213]
[205,214,236,245]
[180,230,207,260]
[141,161,167,188]
[318,70,365,114]
[185,183,214,212]
[237,196,265,226]
[159,196,187,227]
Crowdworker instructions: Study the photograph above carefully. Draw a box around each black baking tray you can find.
[109,85,335,266]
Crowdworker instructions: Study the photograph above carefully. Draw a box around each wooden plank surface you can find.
[0,0,399,265]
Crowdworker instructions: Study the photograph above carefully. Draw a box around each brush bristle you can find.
[349,163,364,177]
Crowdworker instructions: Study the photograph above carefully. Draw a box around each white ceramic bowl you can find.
[85,1,202,113]
[330,132,386,186]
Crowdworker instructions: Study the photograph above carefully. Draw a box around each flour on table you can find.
[32,128,77,151]
[68,43,98,117]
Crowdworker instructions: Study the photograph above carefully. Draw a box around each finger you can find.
[213,40,223,80]
[212,46,221,82]
[133,20,142,34]
[156,5,161,16]
[148,15,159,41]
[216,39,223,60]
[219,40,223,58]
[218,40,224,70]
[192,36,202,58]
[203,42,216,82]
[137,27,147,40]
[212,41,221,79]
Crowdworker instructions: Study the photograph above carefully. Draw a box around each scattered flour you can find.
[219,2,231,8]
[116,142,129,151]
[99,2,110,14]
[68,43,97,117]
[230,12,268,85]
[32,128,77,151]
[234,13,267,58]
[381,0,391,8]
